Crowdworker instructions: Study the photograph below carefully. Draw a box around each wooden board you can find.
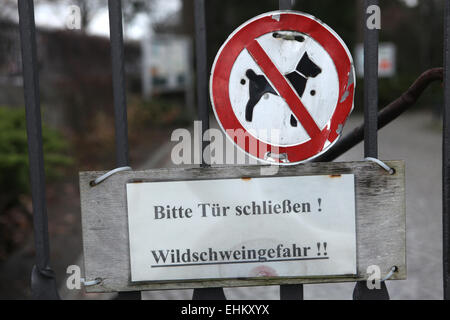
[79,161,406,293]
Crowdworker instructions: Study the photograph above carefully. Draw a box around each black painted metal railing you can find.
[16,0,450,300]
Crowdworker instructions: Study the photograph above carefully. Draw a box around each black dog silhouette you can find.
[244,52,322,127]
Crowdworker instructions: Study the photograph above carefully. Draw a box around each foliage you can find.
[0,107,72,210]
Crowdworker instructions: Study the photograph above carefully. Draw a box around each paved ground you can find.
[56,110,443,300]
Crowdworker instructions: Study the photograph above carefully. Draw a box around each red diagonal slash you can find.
[246,40,321,138]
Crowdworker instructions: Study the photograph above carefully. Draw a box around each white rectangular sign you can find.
[126,174,357,282]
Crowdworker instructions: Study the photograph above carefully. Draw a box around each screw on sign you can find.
[210,11,356,165]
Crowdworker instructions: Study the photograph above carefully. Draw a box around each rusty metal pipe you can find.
[315,68,443,163]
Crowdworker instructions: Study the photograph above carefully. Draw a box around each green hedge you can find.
[0,107,72,209]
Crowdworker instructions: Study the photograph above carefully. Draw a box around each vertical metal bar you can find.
[363,0,379,158]
[192,0,225,300]
[443,0,450,301]
[278,0,293,10]
[108,0,139,300]
[18,0,59,299]
[277,0,304,301]
[353,0,389,300]
[194,0,210,167]
[108,0,129,167]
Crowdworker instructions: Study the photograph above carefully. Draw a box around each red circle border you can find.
[210,12,355,164]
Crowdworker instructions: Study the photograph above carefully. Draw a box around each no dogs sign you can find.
[79,11,406,294]
[210,11,355,164]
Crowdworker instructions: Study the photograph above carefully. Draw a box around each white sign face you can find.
[126,175,357,282]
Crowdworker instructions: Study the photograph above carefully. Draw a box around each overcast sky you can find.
[33,0,181,40]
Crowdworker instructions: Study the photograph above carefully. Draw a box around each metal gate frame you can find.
[16,0,450,300]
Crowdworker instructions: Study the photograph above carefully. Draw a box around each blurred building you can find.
[0,20,142,128]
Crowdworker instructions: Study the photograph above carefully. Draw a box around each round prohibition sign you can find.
[210,11,356,164]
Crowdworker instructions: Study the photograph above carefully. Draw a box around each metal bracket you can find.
[90,166,132,186]
[382,266,399,282]
[81,277,102,287]
[265,152,289,163]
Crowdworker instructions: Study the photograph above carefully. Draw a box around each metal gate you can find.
[16,0,450,300]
